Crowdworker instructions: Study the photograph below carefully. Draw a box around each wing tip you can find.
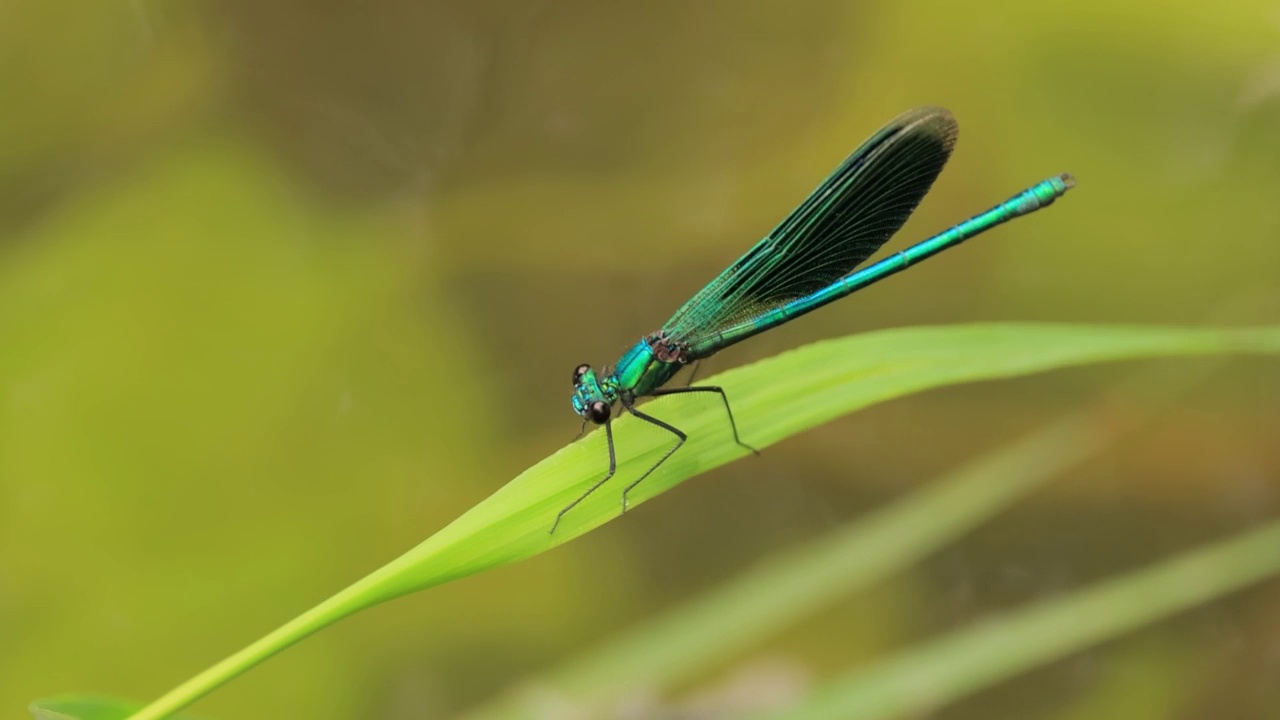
[894,106,959,146]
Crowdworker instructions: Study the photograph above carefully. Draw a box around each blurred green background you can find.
[4,1,1280,718]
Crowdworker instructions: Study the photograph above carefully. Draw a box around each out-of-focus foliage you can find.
[4,1,1279,719]
[29,696,146,720]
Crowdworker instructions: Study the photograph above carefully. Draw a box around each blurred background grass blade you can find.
[753,519,1280,720]
[460,413,1105,720]
[117,323,1279,720]
[28,695,191,720]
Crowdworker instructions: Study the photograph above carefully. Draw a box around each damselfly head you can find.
[571,364,612,424]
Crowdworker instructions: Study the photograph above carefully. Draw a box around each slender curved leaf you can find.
[68,322,1280,720]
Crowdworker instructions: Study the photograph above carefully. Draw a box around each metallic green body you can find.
[560,106,1075,533]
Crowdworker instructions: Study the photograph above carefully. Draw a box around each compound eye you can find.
[573,363,591,385]
[587,400,611,424]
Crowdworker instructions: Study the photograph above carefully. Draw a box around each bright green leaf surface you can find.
[394,323,1280,582]
[96,323,1280,720]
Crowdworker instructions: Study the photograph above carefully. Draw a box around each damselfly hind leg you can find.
[551,420,617,535]
[651,385,759,455]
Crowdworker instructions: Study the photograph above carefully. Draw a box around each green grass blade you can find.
[117,323,1280,720]
[29,696,195,720]
[384,323,1280,577]
[755,519,1280,720]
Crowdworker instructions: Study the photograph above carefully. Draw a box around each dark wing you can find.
[661,106,958,345]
